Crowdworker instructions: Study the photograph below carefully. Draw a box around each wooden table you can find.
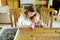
[15,28,60,40]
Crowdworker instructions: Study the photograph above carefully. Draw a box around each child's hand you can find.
[30,23,35,30]
[39,20,47,27]
[35,23,39,27]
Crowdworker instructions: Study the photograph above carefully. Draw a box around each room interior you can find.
[0,0,60,40]
[0,0,60,27]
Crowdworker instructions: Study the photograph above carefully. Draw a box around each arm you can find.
[17,14,24,27]
[17,14,33,28]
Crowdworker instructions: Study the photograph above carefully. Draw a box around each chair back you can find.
[9,8,25,27]
[40,8,54,28]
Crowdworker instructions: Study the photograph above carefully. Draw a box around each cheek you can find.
[28,14,32,17]
[28,12,33,15]
[28,13,30,16]
[32,18,36,22]
[28,14,30,17]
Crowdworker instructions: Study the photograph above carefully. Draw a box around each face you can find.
[28,12,35,18]
[31,17,36,22]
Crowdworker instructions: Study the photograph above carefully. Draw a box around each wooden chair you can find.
[40,8,54,28]
[9,8,25,27]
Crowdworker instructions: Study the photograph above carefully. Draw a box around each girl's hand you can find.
[35,23,39,27]
[30,23,35,30]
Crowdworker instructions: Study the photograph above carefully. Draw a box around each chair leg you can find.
[10,13,13,27]
[14,13,17,27]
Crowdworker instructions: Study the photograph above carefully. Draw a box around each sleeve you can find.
[17,14,24,27]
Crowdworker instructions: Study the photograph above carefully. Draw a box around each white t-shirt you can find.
[17,13,39,28]
[17,13,32,28]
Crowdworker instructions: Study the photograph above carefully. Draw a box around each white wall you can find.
[20,0,34,4]
[0,14,10,23]
[0,1,10,23]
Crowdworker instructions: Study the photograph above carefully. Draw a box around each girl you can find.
[17,6,39,30]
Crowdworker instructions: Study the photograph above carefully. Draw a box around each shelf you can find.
[35,1,48,5]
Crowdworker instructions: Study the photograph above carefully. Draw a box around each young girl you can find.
[17,6,39,30]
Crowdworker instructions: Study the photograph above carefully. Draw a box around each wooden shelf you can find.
[35,1,48,5]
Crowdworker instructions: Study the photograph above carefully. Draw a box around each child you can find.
[30,13,46,28]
